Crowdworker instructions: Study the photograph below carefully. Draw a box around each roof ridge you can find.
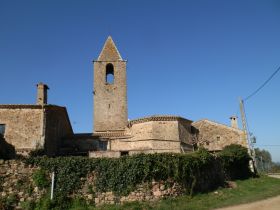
[193,119,243,132]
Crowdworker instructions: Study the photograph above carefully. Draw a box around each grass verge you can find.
[92,176,280,210]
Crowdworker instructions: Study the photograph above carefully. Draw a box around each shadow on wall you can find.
[0,134,15,159]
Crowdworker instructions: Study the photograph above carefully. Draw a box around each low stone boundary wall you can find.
[0,159,185,208]
[78,173,184,205]
[0,160,45,209]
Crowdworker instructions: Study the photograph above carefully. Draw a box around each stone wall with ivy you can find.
[0,145,252,209]
[0,159,45,209]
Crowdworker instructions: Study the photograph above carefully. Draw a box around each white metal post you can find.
[51,172,55,200]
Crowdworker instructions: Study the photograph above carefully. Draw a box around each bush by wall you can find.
[218,144,252,180]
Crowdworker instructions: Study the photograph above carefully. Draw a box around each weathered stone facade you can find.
[0,160,43,209]
[0,104,73,156]
[93,36,128,132]
[192,119,247,151]
[111,116,193,154]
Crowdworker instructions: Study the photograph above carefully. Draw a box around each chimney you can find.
[230,115,238,129]
[36,83,49,105]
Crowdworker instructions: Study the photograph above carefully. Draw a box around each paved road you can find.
[215,195,280,210]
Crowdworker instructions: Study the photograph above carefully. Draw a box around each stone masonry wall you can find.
[0,160,184,208]
[78,172,184,206]
[0,160,44,209]
[93,37,128,132]
[0,107,43,153]
[44,106,73,156]
[93,61,128,132]
[110,120,182,153]
[193,120,247,151]
[0,105,73,156]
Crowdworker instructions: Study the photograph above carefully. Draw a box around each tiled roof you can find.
[93,131,130,138]
[128,115,192,126]
[0,104,65,109]
[192,119,243,133]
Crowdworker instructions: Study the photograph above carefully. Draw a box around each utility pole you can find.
[239,98,256,172]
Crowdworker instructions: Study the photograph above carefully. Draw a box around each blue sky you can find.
[0,0,280,161]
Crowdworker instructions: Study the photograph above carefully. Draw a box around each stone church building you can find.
[0,37,248,157]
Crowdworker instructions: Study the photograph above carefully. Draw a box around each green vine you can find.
[24,145,252,201]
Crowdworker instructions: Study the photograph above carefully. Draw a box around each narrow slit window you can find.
[106,63,114,84]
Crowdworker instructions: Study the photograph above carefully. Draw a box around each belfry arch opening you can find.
[106,63,114,84]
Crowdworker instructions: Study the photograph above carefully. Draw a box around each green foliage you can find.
[26,152,224,198]
[29,149,45,157]
[21,200,36,210]
[68,197,89,210]
[23,144,253,209]
[270,162,280,173]
[91,176,280,210]
[32,169,49,189]
[26,156,96,200]
[0,194,18,210]
[218,144,252,180]
[255,148,272,172]
[21,176,280,210]
[21,195,88,210]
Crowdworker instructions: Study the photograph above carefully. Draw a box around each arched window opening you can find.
[106,63,114,84]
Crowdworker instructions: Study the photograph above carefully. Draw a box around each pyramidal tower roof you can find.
[97,36,123,61]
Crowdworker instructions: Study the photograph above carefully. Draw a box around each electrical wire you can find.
[256,145,280,147]
[244,66,280,101]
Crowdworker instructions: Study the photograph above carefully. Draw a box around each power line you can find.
[256,145,280,147]
[244,66,280,101]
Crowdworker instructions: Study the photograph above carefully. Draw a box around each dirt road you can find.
[216,174,280,210]
[215,195,280,210]
[268,174,280,179]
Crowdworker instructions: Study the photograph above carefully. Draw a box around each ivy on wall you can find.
[25,145,252,201]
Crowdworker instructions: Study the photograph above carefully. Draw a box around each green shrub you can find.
[29,149,45,157]
[0,145,252,210]
[24,145,252,209]
[0,194,18,210]
[21,200,36,210]
[32,168,49,189]
[218,144,252,180]
[26,151,224,197]
[68,197,89,210]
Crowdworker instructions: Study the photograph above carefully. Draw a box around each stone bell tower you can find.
[93,36,128,132]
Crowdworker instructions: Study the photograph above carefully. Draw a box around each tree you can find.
[255,148,272,172]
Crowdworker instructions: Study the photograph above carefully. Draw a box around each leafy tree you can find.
[270,162,280,173]
[255,148,272,172]
[218,144,252,179]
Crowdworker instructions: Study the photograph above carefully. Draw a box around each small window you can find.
[0,124,6,136]
[106,63,114,84]
[99,141,108,151]
[217,136,221,141]
[120,151,129,156]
